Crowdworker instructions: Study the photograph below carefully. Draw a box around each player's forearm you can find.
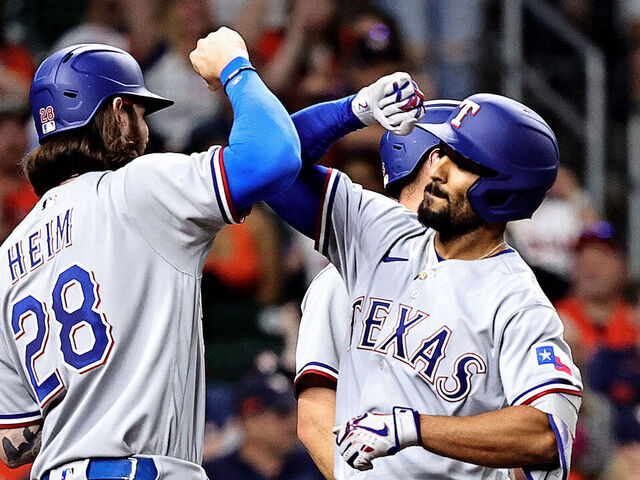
[297,388,337,480]
[419,406,558,468]
[0,424,42,468]
[222,57,302,209]
[292,95,364,165]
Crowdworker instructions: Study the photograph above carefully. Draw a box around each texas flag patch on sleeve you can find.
[535,345,571,375]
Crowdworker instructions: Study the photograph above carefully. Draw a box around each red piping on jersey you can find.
[522,388,583,405]
[296,369,339,383]
[0,419,42,429]
[219,148,241,224]
[314,169,333,251]
[293,370,338,398]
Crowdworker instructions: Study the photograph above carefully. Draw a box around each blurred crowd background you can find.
[1,1,639,479]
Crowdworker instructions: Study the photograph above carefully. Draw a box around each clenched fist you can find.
[189,27,249,90]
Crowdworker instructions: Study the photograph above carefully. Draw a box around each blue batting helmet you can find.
[30,44,173,144]
[419,93,559,222]
[380,100,460,197]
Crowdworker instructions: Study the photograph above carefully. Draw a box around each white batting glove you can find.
[351,72,426,136]
[333,407,421,471]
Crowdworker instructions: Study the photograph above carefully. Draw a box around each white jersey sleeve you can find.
[315,170,424,293]
[294,264,351,396]
[107,146,240,274]
[0,325,42,428]
[498,305,582,479]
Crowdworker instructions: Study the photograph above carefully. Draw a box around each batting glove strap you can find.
[351,72,425,136]
[333,407,421,471]
[391,406,421,451]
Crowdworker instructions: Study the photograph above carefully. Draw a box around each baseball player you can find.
[0,28,301,480]
[294,100,460,479]
[268,87,583,479]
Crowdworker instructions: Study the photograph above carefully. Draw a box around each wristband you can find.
[221,57,256,91]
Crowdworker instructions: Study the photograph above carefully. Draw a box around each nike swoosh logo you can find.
[382,256,409,263]
[358,424,390,436]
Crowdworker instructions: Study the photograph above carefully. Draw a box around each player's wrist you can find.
[220,56,256,91]
[393,406,421,448]
[351,86,376,126]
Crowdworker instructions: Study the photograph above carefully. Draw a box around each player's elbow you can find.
[258,137,302,196]
[523,428,560,467]
[271,124,302,186]
[0,425,42,469]
[0,450,28,469]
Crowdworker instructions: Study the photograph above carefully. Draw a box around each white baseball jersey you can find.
[0,146,238,480]
[310,170,582,480]
[295,264,350,393]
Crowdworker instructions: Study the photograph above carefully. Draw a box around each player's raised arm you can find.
[266,73,425,240]
[189,27,301,210]
[291,72,425,165]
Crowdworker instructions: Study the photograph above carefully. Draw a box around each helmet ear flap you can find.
[380,102,460,197]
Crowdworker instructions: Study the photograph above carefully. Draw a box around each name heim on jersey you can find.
[6,208,74,284]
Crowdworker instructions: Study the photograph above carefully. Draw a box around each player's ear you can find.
[111,97,128,126]
[426,147,441,169]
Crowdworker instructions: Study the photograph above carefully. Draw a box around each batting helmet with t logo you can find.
[419,93,559,222]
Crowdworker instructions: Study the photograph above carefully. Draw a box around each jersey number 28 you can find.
[11,264,114,407]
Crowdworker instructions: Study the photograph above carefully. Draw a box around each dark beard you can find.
[418,183,484,241]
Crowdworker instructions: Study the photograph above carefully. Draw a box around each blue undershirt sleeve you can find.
[220,57,301,211]
[265,95,365,236]
[291,95,364,165]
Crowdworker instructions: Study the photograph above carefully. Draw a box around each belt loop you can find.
[128,458,138,480]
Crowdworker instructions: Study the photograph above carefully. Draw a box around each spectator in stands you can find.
[203,372,323,480]
[589,345,640,439]
[508,166,599,301]
[337,6,435,153]
[580,287,640,479]
[202,203,283,306]
[555,222,638,368]
[230,0,341,110]
[200,203,290,381]
[49,0,129,52]
[0,99,37,243]
[0,16,35,103]
[374,0,483,98]
[126,0,222,151]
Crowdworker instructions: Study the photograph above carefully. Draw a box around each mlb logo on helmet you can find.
[536,346,571,374]
[39,105,56,135]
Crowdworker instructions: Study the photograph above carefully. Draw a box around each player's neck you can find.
[434,224,507,261]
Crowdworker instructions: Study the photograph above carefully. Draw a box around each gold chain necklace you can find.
[476,240,507,260]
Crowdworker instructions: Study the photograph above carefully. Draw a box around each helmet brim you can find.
[415,122,457,145]
[130,91,174,115]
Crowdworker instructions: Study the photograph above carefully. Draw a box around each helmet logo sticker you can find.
[39,105,56,134]
[450,99,481,129]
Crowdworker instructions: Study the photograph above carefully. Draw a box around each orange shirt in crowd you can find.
[0,462,30,480]
[204,222,260,292]
[555,297,638,354]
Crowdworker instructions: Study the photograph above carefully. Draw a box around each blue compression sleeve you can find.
[221,57,301,211]
[292,95,364,165]
[267,164,330,238]
[266,95,364,237]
